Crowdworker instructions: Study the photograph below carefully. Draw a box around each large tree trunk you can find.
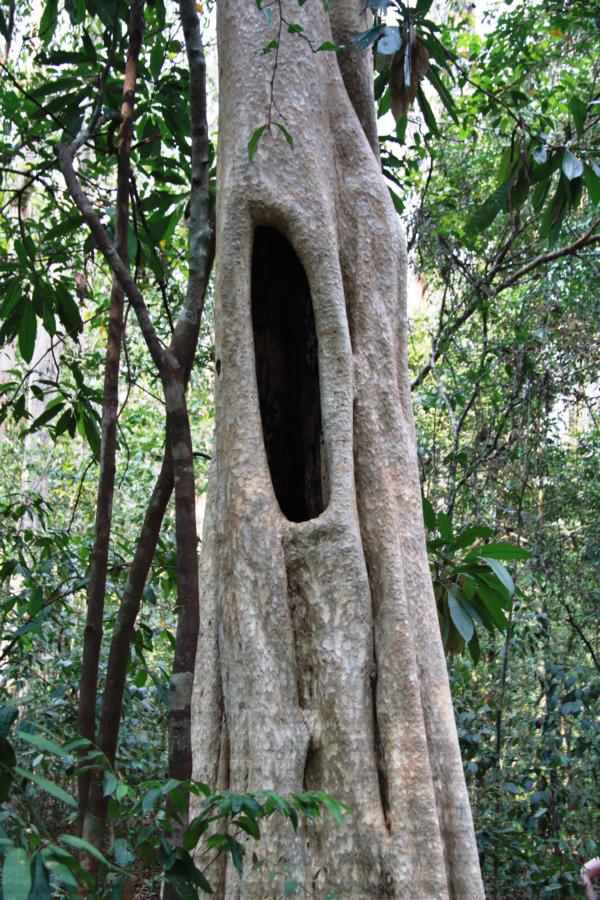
[191,1,484,897]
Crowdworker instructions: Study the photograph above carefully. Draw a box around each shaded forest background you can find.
[0,0,598,896]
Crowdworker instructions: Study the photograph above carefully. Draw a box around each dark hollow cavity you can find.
[251,226,326,523]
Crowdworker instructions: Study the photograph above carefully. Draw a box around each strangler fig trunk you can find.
[191,1,484,896]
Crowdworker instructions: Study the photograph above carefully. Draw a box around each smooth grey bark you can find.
[191,1,484,897]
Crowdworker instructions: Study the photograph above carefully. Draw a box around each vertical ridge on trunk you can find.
[191,0,484,896]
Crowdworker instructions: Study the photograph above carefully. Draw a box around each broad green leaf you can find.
[316,41,341,52]
[14,767,77,808]
[395,114,408,142]
[29,400,64,432]
[475,583,509,630]
[225,835,244,874]
[562,149,583,181]
[466,178,510,235]
[468,630,480,665]
[425,66,458,123]
[479,557,515,595]
[584,164,600,204]
[448,591,474,643]
[275,123,294,149]
[39,0,58,43]
[0,737,16,801]
[568,96,586,137]
[473,543,530,561]
[28,854,52,899]
[453,525,493,549]
[2,848,31,900]
[18,302,37,364]
[422,497,436,530]
[54,283,83,335]
[248,124,267,162]
[352,25,385,50]
[17,731,67,757]
[103,771,118,797]
[0,704,18,739]
[417,86,439,136]
[437,511,453,543]
[59,834,111,867]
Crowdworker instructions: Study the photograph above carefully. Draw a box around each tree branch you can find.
[55,143,166,371]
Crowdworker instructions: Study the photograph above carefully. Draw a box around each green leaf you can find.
[29,399,64,432]
[448,591,474,643]
[352,25,385,50]
[378,86,391,118]
[0,704,18,739]
[14,767,77,808]
[395,114,408,143]
[39,0,58,43]
[2,848,31,900]
[284,879,300,896]
[0,738,16,801]
[17,731,67,758]
[142,786,161,812]
[248,124,267,162]
[437,511,453,543]
[18,302,37,364]
[453,525,493,549]
[466,179,510,235]
[568,96,586,137]
[224,835,244,875]
[54,283,83,335]
[562,149,583,181]
[59,834,111,868]
[473,543,530,561]
[103,771,118,797]
[475,583,509,630]
[425,66,458,123]
[81,411,101,461]
[584,164,600,204]
[468,630,480,665]
[416,86,439,136]
[479,558,515,595]
[275,123,294,149]
[422,497,436,530]
[316,41,341,52]
[28,854,52,899]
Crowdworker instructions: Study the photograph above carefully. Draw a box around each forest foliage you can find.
[0,0,598,896]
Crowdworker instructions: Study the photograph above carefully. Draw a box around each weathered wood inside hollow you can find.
[251,226,326,523]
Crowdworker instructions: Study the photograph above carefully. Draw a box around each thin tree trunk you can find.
[82,450,174,849]
[77,0,145,828]
[191,1,484,896]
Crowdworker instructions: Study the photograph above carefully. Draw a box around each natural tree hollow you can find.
[251,226,326,523]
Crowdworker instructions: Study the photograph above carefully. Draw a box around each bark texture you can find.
[191,1,484,896]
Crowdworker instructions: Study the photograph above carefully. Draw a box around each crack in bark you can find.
[370,629,392,836]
